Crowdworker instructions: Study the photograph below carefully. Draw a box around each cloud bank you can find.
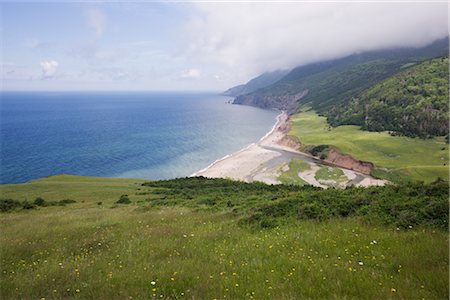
[40,60,58,78]
[184,2,448,76]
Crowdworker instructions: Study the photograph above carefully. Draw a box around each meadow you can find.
[1,175,448,299]
[288,110,449,183]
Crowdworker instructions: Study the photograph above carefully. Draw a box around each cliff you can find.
[233,90,308,114]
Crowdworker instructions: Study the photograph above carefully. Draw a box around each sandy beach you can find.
[193,111,386,188]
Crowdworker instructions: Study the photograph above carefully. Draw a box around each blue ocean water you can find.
[0,92,278,184]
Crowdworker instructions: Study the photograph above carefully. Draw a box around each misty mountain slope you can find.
[327,57,449,138]
[222,70,289,97]
[233,37,449,114]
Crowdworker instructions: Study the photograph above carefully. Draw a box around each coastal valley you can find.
[1,5,449,299]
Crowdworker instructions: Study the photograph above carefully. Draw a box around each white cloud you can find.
[184,2,448,77]
[180,68,201,79]
[86,8,107,36]
[40,60,59,78]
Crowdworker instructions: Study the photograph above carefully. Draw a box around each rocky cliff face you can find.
[233,90,308,114]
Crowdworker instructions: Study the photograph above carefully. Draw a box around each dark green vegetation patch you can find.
[142,177,449,229]
[327,57,449,138]
[0,197,76,212]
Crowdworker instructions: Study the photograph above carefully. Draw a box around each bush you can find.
[116,195,131,204]
[309,145,329,156]
[0,199,23,212]
[22,201,35,210]
[58,199,76,206]
[33,197,46,206]
[298,202,324,220]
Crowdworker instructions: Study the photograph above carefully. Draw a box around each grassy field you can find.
[1,175,448,299]
[315,167,347,184]
[289,110,449,182]
[278,160,309,185]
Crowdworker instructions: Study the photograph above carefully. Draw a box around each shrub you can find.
[58,199,76,205]
[116,195,131,204]
[22,201,35,210]
[33,197,46,206]
[298,202,324,220]
[309,145,329,156]
[0,199,23,212]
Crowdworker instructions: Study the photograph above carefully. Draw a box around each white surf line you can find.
[190,111,285,177]
[256,110,285,145]
[190,142,258,176]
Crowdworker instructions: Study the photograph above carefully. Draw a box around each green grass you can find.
[0,175,448,299]
[289,110,449,182]
[278,160,310,185]
[0,174,148,206]
[315,167,347,184]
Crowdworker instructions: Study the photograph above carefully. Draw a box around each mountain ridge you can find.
[222,69,289,97]
[231,37,449,137]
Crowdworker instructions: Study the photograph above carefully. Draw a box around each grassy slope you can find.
[289,110,449,182]
[1,175,448,299]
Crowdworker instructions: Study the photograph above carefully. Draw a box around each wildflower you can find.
[171,277,175,281]
[151,281,156,285]
[391,288,396,293]
[235,283,239,287]
[152,288,157,292]
[76,289,80,293]
[358,261,364,266]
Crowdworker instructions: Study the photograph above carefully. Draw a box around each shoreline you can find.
[192,111,288,182]
[191,111,285,177]
[193,109,386,188]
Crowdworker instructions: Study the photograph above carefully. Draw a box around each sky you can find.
[1,1,448,91]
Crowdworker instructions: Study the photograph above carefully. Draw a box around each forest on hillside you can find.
[327,57,449,138]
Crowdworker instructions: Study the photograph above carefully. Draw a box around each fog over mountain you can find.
[184,2,448,85]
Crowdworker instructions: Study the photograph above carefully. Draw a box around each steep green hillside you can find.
[233,37,449,115]
[327,57,449,138]
[0,175,448,299]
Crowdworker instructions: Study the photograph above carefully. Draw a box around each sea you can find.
[0,91,278,184]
